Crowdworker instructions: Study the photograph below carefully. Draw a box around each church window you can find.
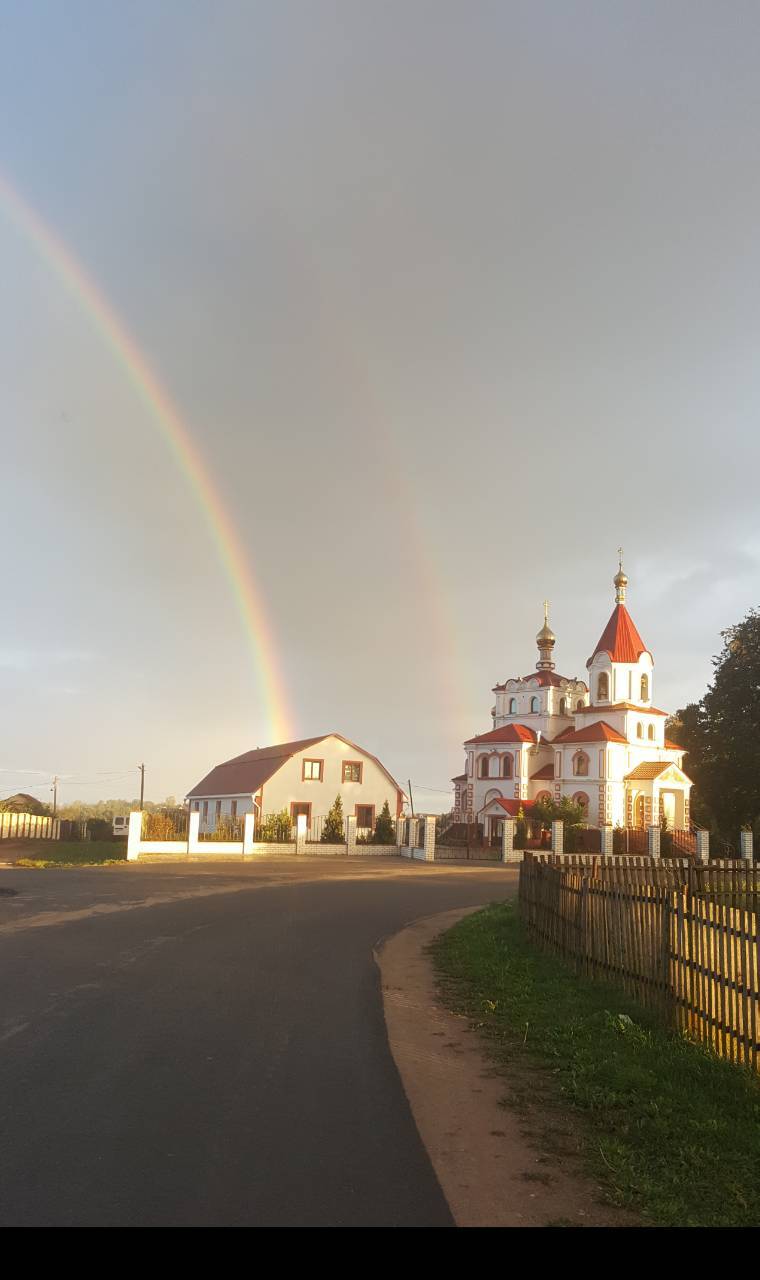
[641,674,649,701]
[597,672,609,701]
[508,698,517,714]
[479,756,489,779]
[573,751,590,777]
[576,699,584,711]
[648,725,654,741]
[489,755,500,778]
[530,697,540,713]
[573,791,590,813]
[636,723,643,739]
[559,697,567,715]
[502,755,513,779]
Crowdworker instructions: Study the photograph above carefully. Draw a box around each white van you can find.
[112,815,129,839]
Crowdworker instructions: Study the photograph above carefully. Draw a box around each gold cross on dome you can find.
[543,599,549,623]
[617,546,624,569]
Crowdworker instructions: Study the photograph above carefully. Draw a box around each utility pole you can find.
[138,763,145,809]
[51,776,58,816]
[407,779,415,817]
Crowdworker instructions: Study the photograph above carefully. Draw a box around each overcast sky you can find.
[2,1,759,810]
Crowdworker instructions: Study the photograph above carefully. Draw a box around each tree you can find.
[322,795,345,843]
[259,809,292,842]
[373,800,396,844]
[670,609,760,838]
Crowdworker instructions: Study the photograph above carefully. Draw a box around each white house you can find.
[453,559,692,836]
[187,734,404,835]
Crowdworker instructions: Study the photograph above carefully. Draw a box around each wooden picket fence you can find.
[519,857,760,1070]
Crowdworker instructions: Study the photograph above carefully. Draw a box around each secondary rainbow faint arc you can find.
[0,172,292,742]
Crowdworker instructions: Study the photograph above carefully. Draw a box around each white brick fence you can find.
[128,811,400,861]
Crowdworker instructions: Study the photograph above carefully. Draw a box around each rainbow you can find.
[0,172,293,742]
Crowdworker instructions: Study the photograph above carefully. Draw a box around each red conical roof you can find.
[588,604,651,666]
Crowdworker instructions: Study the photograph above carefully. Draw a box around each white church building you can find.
[452,560,692,836]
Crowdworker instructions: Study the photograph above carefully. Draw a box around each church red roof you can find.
[486,797,536,816]
[465,724,538,745]
[588,604,652,667]
[530,764,555,780]
[492,671,587,691]
[552,721,628,745]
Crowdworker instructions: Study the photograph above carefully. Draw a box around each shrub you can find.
[322,796,345,843]
[373,800,396,844]
[259,810,293,842]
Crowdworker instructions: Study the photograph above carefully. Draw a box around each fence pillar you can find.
[424,815,436,862]
[696,829,710,865]
[127,811,142,861]
[243,812,255,855]
[600,825,614,857]
[551,820,564,855]
[396,816,405,851]
[501,818,516,863]
[648,824,661,859]
[296,813,307,856]
[346,815,357,856]
[740,829,754,862]
[188,809,201,853]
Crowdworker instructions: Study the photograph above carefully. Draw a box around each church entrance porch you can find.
[625,763,692,834]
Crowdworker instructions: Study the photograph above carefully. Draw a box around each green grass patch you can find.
[432,900,760,1228]
[12,840,127,867]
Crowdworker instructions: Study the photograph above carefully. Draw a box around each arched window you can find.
[573,751,590,777]
[530,697,540,713]
[489,755,500,778]
[559,697,567,715]
[502,755,513,779]
[597,672,609,701]
[573,791,590,814]
[576,699,584,711]
[641,674,649,702]
[636,723,643,739]
[479,755,489,779]
[648,724,654,741]
[535,790,552,804]
[508,697,517,714]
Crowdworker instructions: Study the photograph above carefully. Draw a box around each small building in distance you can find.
[187,734,404,835]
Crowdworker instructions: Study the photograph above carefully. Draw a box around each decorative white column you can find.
[296,813,307,855]
[696,829,710,865]
[346,815,357,855]
[740,829,754,862]
[600,825,614,857]
[501,818,516,863]
[648,824,661,859]
[551,820,564,855]
[127,811,142,861]
[396,815,405,850]
[243,812,255,855]
[424,815,436,862]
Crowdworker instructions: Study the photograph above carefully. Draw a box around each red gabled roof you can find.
[664,739,684,752]
[187,734,403,799]
[588,604,652,666]
[488,797,535,816]
[493,671,587,691]
[465,724,538,745]
[552,720,628,745]
[530,764,555,780]
[576,702,669,717]
[451,773,467,783]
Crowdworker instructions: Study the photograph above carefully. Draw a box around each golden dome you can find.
[536,620,556,647]
[614,550,628,603]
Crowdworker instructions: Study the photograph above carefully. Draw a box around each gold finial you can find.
[614,548,628,603]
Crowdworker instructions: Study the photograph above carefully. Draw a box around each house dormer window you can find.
[597,672,609,701]
[573,751,590,777]
[641,674,649,701]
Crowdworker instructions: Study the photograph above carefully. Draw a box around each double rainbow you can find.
[0,173,292,742]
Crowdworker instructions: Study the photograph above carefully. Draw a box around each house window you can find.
[215,800,222,818]
[597,672,609,701]
[502,755,513,779]
[231,800,237,819]
[648,725,655,741]
[479,755,489,778]
[356,804,375,829]
[342,761,363,783]
[202,801,208,819]
[508,698,517,713]
[559,697,567,715]
[573,751,590,777]
[641,674,649,701]
[303,759,323,781]
[530,696,540,713]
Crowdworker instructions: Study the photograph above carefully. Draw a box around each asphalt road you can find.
[0,859,516,1227]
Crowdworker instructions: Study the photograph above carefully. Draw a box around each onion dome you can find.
[614,549,628,604]
[536,601,556,671]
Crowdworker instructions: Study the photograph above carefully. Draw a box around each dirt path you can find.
[377,907,637,1227]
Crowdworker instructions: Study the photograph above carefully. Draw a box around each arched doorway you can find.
[635,794,646,828]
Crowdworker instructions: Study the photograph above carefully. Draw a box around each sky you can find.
[2,0,760,812]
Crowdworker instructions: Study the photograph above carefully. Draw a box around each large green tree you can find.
[668,609,760,837]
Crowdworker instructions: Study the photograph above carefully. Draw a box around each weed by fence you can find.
[141,811,188,841]
[519,857,760,1070]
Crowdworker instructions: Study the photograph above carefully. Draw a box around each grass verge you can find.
[11,840,128,868]
[431,899,760,1228]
